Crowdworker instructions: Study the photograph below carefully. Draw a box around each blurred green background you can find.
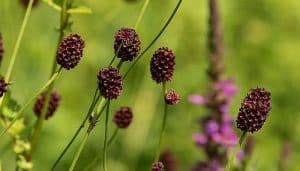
[1,0,300,170]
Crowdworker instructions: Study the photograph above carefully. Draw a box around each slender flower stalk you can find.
[107,128,119,146]
[68,133,90,171]
[51,0,182,168]
[155,83,168,161]
[0,0,34,107]
[102,100,111,171]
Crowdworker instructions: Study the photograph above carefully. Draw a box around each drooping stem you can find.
[51,95,105,171]
[0,68,62,138]
[30,0,72,153]
[123,0,182,79]
[226,131,247,171]
[155,82,167,161]
[0,0,34,108]
[102,100,111,171]
[68,133,89,171]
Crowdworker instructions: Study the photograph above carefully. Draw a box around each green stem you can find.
[226,131,247,171]
[51,95,104,171]
[0,69,62,138]
[68,133,89,171]
[155,82,167,161]
[107,128,119,147]
[82,128,119,171]
[123,0,182,79]
[134,0,151,29]
[0,0,34,108]
[103,100,110,171]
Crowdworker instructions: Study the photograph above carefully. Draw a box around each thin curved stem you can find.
[123,0,182,79]
[107,128,119,147]
[51,94,104,171]
[102,100,110,171]
[155,83,167,161]
[0,68,62,138]
[0,0,34,108]
[134,0,151,29]
[68,133,89,171]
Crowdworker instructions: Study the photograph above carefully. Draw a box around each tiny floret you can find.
[165,89,180,105]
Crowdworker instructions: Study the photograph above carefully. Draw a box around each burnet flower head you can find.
[150,47,175,84]
[152,161,165,171]
[114,28,141,61]
[57,34,85,70]
[113,106,133,128]
[236,88,271,133]
[97,66,122,100]
[34,91,61,119]
[165,89,180,105]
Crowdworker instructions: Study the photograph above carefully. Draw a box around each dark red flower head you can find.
[0,76,8,97]
[97,67,122,99]
[165,89,180,105]
[34,91,61,120]
[114,28,141,61]
[236,88,271,133]
[56,34,85,70]
[20,0,40,7]
[152,161,165,171]
[0,33,3,63]
[150,47,175,83]
[113,106,133,128]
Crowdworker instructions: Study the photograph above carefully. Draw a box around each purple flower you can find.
[211,132,222,143]
[188,94,206,105]
[193,133,208,146]
[216,79,238,98]
[236,150,245,162]
[204,120,219,135]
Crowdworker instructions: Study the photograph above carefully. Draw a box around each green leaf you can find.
[67,6,92,14]
[42,0,62,11]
